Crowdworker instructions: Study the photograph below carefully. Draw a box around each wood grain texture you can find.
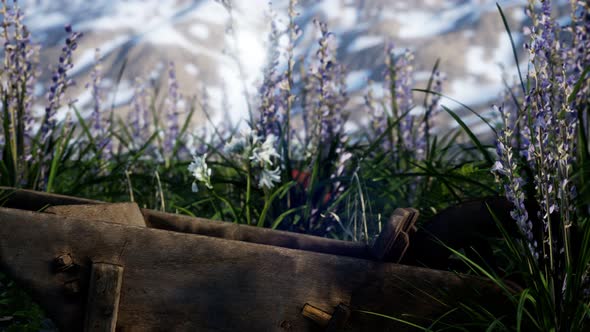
[142,209,372,260]
[84,263,124,332]
[46,203,146,227]
[0,207,511,332]
[0,187,372,260]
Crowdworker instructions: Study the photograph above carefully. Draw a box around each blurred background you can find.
[20,0,549,136]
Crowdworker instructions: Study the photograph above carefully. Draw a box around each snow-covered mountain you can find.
[20,0,537,135]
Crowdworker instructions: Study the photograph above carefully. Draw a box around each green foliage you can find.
[0,0,588,331]
[0,273,46,332]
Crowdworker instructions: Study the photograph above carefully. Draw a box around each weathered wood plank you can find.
[84,263,124,332]
[0,187,372,260]
[142,209,371,259]
[46,203,146,227]
[0,187,100,211]
[0,207,510,332]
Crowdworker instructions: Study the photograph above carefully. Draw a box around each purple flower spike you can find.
[303,19,348,155]
[163,61,182,162]
[40,23,83,145]
[1,0,39,179]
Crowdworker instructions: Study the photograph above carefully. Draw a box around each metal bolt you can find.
[54,253,74,272]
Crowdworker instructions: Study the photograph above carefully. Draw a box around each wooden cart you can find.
[0,188,511,331]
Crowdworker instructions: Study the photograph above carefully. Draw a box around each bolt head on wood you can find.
[54,253,74,271]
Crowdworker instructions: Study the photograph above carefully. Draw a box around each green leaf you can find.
[567,65,590,104]
[257,181,296,227]
[414,89,497,135]
[271,206,304,230]
[496,3,526,95]
[441,105,493,165]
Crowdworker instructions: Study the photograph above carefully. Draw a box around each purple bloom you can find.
[256,5,282,139]
[85,48,112,160]
[40,24,83,144]
[163,61,182,161]
[128,78,152,150]
[492,105,536,255]
[0,0,39,181]
[494,0,588,266]
[303,19,348,154]
[370,42,430,160]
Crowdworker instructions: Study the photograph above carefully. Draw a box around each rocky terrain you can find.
[20,0,550,136]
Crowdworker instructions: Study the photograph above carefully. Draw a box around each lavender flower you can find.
[128,78,151,150]
[492,105,537,256]
[86,48,112,159]
[367,42,431,160]
[494,0,586,270]
[303,19,348,154]
[256,5,282,139]
[163,61,182,160]
[40,24,83,144]
[1,0,38,175]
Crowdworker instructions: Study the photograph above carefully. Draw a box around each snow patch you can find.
[346,70,371,92]
[189,24,210,39]
[347,36,382,53]
[185,63,199,76]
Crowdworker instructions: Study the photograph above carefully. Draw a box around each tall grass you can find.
[0,0,588,330]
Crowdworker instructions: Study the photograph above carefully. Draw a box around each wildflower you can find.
[188,153,212,192]
[0,0,38,177]
[129,78,151,150]
[258,167,281,189]
[224,134,247,155]
[492,105,536,256]
[164,61,182,160]
[303,19,348,153]
[256,4,282,139]
[86,48,112,159]
[250,134,279,167]
[41,24,83,143]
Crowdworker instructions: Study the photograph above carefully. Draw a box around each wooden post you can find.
[84,263,124,332]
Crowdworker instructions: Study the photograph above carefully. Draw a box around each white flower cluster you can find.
[188,153,212,192]
[224,127,282,189]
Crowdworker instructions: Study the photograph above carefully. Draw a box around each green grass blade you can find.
[567,65,590,104]
[516,288,535,332]
[441,105,493,164]
[271,206,305,230]
[496,3,526,95]
[414,89,497,135]
[355,310,428,331]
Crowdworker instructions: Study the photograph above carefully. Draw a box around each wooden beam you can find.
[46,203,146,227]
[0,207,512,332]
[84,263,124,332]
